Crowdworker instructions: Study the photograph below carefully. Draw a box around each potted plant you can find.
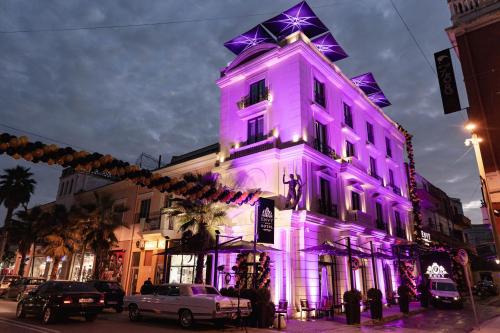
[343,289,361,324]
[254,288,275,328]
[417,280,429,308]
[397,285,410,314]
[367,288,383,320]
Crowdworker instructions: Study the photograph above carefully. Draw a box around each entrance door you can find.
[383,263,393,296]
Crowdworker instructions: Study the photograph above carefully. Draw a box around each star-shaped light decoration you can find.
[262,1,328,40]
[224,25,276,55]
[367,91,391,108]
[351,72,382,95]
[311,32,348,62]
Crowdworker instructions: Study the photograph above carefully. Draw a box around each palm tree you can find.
[40,205,80,280]
[10,206,44,276]
[164,198,226,284]
[76,192,128,280]
[0,166,36,260]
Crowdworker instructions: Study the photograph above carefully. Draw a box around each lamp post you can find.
[465,124,500,263]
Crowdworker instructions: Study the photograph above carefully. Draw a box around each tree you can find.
[164,198,226,284]
[40,205,80,280]
[0,166,36,260]
[10,206,44,276]
[76,192,128,280]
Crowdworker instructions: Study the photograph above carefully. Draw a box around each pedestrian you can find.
[140,277,154,294]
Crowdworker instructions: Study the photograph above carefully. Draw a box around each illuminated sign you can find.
[421,231,431,245]
[425,262,448,279]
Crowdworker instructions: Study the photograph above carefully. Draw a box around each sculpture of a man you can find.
[283,172,302,209]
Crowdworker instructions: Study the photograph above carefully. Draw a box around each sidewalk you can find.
[269,302,426,332]
[470,315,500,333]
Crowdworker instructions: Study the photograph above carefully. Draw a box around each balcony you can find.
[229,135,275,160]
[346,210,373,227]
[318,199,338,218]
[138,212,163,233]
[237,87,270,110]
[313,139,341,160]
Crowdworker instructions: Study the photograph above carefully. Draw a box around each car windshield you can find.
[56,282,96,292]
[191,286,220,295]
[436,282,457,291]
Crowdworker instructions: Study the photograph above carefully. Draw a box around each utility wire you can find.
[389,0,436,76]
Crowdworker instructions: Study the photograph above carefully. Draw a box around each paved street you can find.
[0,297,499,333]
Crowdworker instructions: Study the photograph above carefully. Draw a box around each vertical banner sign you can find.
[256,198,274,244]
[434,48,461,114]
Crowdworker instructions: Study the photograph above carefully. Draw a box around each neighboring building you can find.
[415,173,473,250]
[445,0,500,253]
[465,224,497,259]
[20,2,415,316]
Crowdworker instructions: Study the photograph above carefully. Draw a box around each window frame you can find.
[346,140,355,158]
[343,103,353,129]
[314,78,326,107]
[366,122,374,144]
[351,191,361,211]
[385,137,392,158]
[247,115,265,144]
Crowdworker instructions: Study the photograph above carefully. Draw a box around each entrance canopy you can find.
[209,240,281,254]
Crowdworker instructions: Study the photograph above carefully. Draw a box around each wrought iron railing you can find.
[318,199,338,218]
[313,139,340,160]
[236,87,269,109]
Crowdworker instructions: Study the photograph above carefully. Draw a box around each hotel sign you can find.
[256,198,275,244]
[420,252,452,279]
[421,231,431,245]
[425,262,448,279]
[434,48,461,114]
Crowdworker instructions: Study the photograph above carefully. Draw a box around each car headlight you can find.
[216,302,220,311]
[454,297,459,301]
[434,295,440,299]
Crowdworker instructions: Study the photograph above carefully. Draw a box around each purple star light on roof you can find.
[262,1,328,40]
[367,91,391,108]
[311,33,348,62]
[224,25,276,55]
[350,72,382,95]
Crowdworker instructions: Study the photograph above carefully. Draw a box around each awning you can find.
[208,240,281,254]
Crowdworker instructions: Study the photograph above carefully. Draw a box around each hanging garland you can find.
[0,132,261,206]
[397,125,423,244]
[257,252,271,289]
[398,260,417,297]
[233,253,249,290]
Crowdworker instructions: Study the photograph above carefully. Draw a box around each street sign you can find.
[434,48,461,114]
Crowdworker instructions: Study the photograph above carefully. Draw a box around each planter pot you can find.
[345,302,360,325]
[369,300,383,320]
[399,298,409,313]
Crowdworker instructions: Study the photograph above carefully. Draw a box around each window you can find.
[376,202,383,221]
[139,198,151,220]
[369,157,377,177]
[385,137,392,157]
[247,115,264,144]
[389,169,395,187]
[344,103,353,128]
[319,178,332,215]
[314,78,326,107]
[249,79,266,105]
[366,122,374,144]
[131,252,141,267]
[164,197,174,230]
[314,120,328,154]
[144,250,153,266]
[346,141,355,158]
[351,191,361,211]
[168,286,180,296]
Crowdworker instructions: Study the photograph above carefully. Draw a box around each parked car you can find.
[5,277,46,301]
[473,280,498,297]
[429,278,463,308]
[16,280,105,324]
[124,284,252,328]
[86,280,124,312]
[0,275,19,296]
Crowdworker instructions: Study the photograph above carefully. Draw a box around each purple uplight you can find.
[367,91,391,108]
[311,32,348,62]
[224,25,276,55]
[350,72,382,95]
[262,1,328,40]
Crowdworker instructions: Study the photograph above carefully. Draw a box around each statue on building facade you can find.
[283,172,303,209]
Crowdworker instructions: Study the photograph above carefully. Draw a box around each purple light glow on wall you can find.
[224,25,276,55]
[367,91,391,108]
[311,32,348,62]
[350,72,382,95]
[262,1,328,40]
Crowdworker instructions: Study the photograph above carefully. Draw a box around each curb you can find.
[362,307,427,326]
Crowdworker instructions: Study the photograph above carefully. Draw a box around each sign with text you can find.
[434,48,461,114]
[256,198,275,244]
[420,251,452,279]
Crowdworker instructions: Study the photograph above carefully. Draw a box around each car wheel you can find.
[41,307,54,324]
[179,309,194,328]
[128,304,141,322]
[85,313,98,322]
[16,302,26,319]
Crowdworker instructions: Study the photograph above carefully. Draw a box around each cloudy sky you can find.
[0,0,483,224]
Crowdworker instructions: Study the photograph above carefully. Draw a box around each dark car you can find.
[86,280,124,312]
[5,277,46,301]
[16,280,104,324]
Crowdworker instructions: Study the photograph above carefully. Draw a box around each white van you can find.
[429,278,463,308]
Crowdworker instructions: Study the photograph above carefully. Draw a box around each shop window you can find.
[144,250,153,266]
[247,115,264,144]
[351,191,361,211]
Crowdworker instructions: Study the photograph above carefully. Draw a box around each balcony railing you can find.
[313,139,341,160]
[346,210,373,227]
[318,199,338,218]
[138,212,162,232]
[237,87,269,109]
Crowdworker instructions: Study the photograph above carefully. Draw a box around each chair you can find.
[275,300,288,329]
[300,299,316,321]
[317,296,334,318]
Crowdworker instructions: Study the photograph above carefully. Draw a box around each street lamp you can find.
[464,122,500,265]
